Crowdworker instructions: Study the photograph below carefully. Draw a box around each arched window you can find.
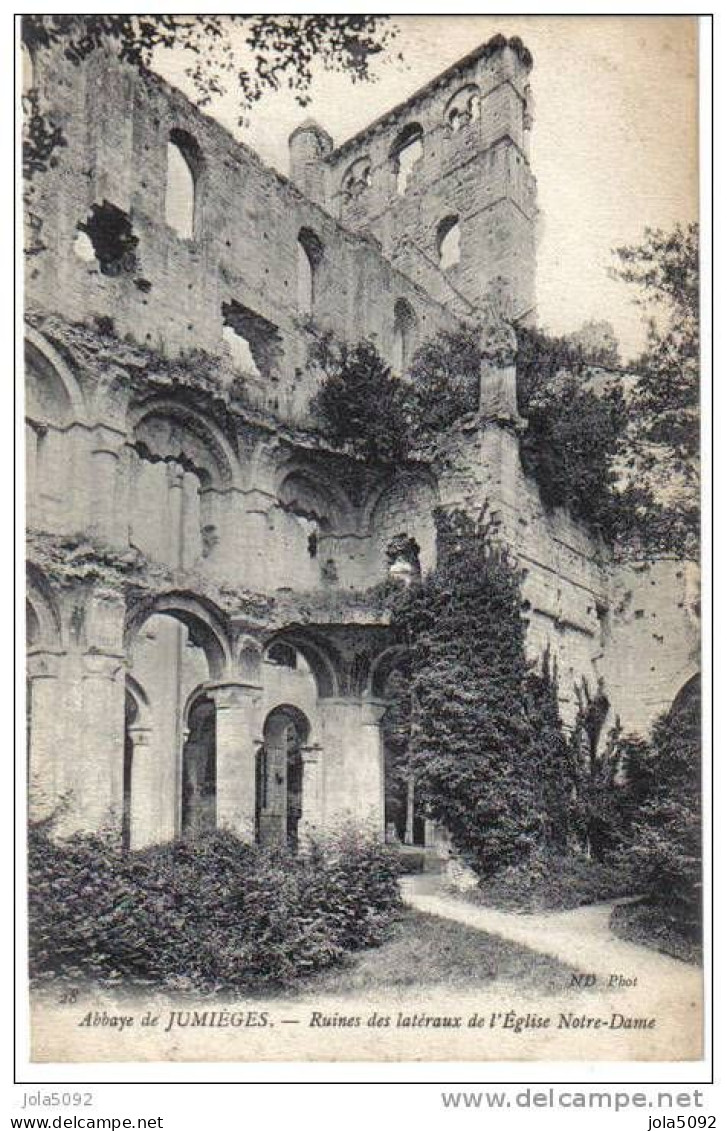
[437,215,461,270]
[341,155,372,201]
[392,298,418,376]
[390,123,424,196]
[165,129,202,239]
[297,227,324,315]
[444,85,480,134]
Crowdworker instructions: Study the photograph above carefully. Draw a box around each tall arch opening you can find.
[126,595,229,841]
[437,215,461,270]
[392,298,418,376]
[165,129,202,239]
[130,403,237,568]
[257,705,311,850]
[181,693,217,836]
[390,123,424,196]
[297,227,324,315]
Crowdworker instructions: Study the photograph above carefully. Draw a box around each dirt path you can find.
[400,875,699,990]
[28,879,704,1065]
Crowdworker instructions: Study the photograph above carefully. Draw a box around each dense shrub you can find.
[628,684,702,929]
[309,334,411,463]
[610,898,701,965]
[388,509,573,880]
[516,326,629,540]
[28,826,402,991]
[467,847,636,912]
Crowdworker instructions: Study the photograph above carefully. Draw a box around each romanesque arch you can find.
[125,591,231,681]
[26,332,88,530]
[365,471,439,579]
[263,628,341,699]
[128,398,241,567]
[25,330,88,425]
[26,565,63,652]
[257,703,311,849]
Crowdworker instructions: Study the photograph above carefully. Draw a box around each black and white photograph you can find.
[18,13,705,1067]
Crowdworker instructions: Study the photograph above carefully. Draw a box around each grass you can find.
[609,900,702,966]
[458,851,637,913]
[285,908,593,998]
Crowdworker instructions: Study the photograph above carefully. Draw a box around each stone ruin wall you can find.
[26,47,462,430]
[25,36,698,753]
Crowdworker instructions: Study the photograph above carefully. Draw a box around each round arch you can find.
[26,564,62,650]
[669,672,701,719]
[362,469,439,533]
[125,592,231,681]
[263,628,341,699]
[25,331,88,428]
[367,644,410,699]
[129,398,242,490]
[276,463,353,531]
[264,703,311,743]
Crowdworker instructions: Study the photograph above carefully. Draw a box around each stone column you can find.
[208,682,262,842]
[27,650,63,820]
[299,743,323,845]
[166,460,185,569]
[127,724,156,849]
[90,426,126,544]
[77,652,126,834]
[359,700,387,835]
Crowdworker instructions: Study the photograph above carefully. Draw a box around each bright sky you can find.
[155,15,698,360]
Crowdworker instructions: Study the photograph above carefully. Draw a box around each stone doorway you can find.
[257,705,309,851]
[181,694,216,836]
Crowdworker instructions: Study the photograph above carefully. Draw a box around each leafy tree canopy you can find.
[309,333,411,464]
[610,223,700,561]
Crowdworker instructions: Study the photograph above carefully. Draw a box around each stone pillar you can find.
[127,724,156,849]
[166,461,185,569]
[90,426,125,544]
[360,700,387,835]
[478,320,523,425]
[27,650,64,820]
[77,652,126,833]
[208,682,262,842]
[299,743,323,844]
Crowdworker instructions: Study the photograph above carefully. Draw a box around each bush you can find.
[628,684,702,929]
[309,334,412,463]
[610,899,701,965]
[28,826,402,991]
[388,509,573,880]
[465,847,637,913]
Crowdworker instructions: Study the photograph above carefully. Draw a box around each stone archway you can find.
[125,592,232,842]
[257,704,311,851]
[181,693,217,836]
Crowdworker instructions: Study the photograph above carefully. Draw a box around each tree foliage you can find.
[309,334,412,463]
[516,325,629,539]
[628,681,702,926]
[610,223,700,560]
[388,509,572,878]
[22,14,400,178]
[406,327,481,436]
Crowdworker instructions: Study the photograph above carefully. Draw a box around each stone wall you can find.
[27,49,461,428]
[320,38,537,320]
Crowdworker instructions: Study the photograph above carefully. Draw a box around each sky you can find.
[155,15,699,360]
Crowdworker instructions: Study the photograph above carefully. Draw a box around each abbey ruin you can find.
[24,34,699,852]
